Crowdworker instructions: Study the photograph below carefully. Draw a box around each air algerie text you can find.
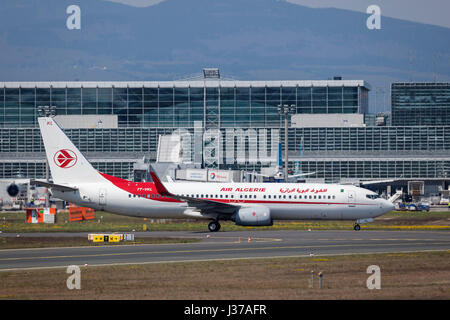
[220,187,266,192]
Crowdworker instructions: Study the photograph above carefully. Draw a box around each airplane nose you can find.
[385,200,394,212]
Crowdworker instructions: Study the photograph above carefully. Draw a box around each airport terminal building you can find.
[0,72,449,198]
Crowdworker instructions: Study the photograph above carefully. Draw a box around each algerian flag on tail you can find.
[38,117,104,184]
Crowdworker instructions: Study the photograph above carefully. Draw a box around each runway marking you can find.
[0,248,448,273]
[1,241,449,264]
[0,237,283,253]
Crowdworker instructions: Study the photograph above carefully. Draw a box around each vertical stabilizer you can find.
[38,117,103,184]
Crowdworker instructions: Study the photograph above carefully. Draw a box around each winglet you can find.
[149,167,171,196]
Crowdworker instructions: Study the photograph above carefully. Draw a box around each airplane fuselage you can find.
[53,172,393,222]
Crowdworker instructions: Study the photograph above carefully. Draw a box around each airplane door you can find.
[99,188,107,206]
[348,190,356,207]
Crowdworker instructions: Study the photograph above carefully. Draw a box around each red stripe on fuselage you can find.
[98,172,181,203]
[98,172,374,206]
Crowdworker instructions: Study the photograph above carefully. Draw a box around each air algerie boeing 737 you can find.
[33,117,394,232]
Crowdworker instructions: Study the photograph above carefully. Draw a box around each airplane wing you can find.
[250,172,270,177]
[149,169,239,215]
[30,179,78,192]
[248,171,316,178]
[360,179,396,185]
[288,172,316,178]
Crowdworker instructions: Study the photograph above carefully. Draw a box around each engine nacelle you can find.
[235,206,273,226]
[7,183,19,197]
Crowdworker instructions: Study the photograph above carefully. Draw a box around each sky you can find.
[104,0,450,29]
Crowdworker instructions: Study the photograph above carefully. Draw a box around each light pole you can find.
[37,106,56,207]
[278,104,295,182]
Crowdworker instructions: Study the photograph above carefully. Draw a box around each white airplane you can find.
[248,167,316,181]
[33,117,394,232]
[246,143,315,182]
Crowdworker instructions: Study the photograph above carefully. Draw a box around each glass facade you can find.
[295,159,450,183]
[0,161,135,181]
[0,81,369,128]
[1,126,450,180]
[2,126,450,154]
[391,83,450,126]
[1,80,450,183]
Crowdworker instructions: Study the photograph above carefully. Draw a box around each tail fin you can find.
[38,117,103,184]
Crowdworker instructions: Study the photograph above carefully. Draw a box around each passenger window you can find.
[156,194,159,198]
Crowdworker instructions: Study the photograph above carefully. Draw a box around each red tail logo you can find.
[53,149,77,168]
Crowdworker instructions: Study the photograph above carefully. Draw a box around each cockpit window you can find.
[366,194,380,199]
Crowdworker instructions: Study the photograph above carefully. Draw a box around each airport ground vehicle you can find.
[397,202,430,212]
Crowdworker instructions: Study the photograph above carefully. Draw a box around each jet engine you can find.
[234,206,273,226]
[6,183,19,197]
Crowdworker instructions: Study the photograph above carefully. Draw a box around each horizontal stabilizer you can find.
[30,179,78,192]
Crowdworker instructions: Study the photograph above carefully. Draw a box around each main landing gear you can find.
[353,223,361,231]
[208,220,221,232]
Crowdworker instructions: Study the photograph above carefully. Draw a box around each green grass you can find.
[1,251,449,299]
[0,210,449,233]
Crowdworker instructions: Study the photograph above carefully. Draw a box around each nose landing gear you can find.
[353,218,374,231]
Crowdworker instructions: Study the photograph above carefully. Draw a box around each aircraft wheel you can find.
[208,221,221,232]
[354,224,361,231]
